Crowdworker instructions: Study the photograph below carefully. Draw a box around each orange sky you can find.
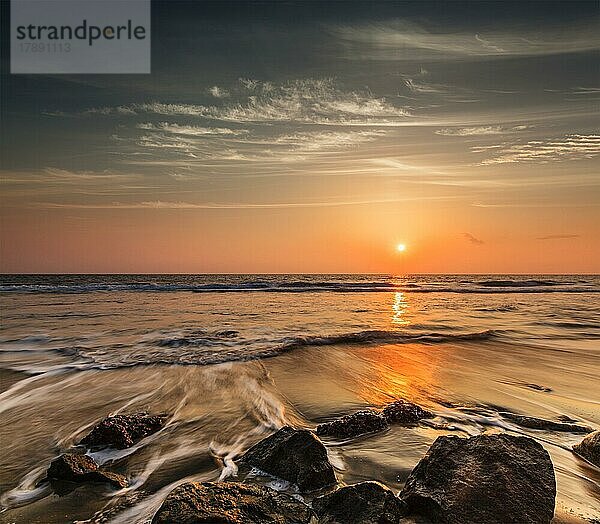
[1,3,599,273]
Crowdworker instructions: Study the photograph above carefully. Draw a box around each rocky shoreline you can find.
[39,402,599,523]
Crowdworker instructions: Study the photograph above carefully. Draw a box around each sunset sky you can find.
[1,1,599,273]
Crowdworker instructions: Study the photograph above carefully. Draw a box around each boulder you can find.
[80,412,168,449]
[573,430,600,467]
[313,481,406,524]
[500,412,592,433]
[399,434,556,524]
[240,426,336,492]
[382,400,434,424]
[152,481,315,524]
[47,453,127,489]
[316,410,389,439]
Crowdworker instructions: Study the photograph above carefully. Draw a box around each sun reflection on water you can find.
[392,292,410,326]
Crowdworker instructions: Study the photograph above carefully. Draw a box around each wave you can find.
[0,329,499,373]
[276,329,498,351]
[155,330,239,348]
[1,281,597,294]
[477,279,565,288]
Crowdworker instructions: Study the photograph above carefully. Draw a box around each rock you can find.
[313,481,406,524]
[523,383,553,392]
[399,434,556,524]
[316,410,389,439]
[47,453,127,489]
[241,426,336,492]
[382,400,434,424]
[500,412,592,433]
[152,481,315,524]
[80,412,168,449]
[573,431,600,467]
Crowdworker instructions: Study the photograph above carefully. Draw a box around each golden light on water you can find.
[392,292,410,326]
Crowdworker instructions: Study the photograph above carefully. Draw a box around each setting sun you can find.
[397,243,407,253]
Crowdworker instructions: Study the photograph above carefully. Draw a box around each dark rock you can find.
[152,481,315,524]
[316,410,389,439]
[47,453,127,489]
[523,383,553,392]
[80,413,168,449]
[382,400,434,424]
[399,434,556,524]
[241,426,336,492]
[573,430,600,467]
[313,481,406,524]
[500,412,592,433]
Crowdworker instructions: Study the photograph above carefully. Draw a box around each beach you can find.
[0,274,599,522]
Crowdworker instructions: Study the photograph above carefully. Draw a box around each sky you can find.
[1,0,599,274]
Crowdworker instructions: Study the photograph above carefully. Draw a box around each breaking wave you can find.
[0,329,498,373]
[1,279,597,294]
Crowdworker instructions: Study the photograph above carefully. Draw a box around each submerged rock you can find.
[313,481,406,524]
[382,400,434,424]
[573,430,600,467]
[80,412,168,449]
[500,412,592,433]
[241,426,336,492]
[47,453,127,489]
[399,434,556,524]
[316,410,389,439]
[152,481,315,524]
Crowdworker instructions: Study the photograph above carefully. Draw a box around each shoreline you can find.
[1,339,599,522]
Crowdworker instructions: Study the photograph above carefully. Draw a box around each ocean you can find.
[0,274,599,522]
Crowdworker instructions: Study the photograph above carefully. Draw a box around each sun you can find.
[396,243,407,253]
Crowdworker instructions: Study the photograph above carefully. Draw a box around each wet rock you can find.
[152,481,315,524]
[80,412,168,449]
[500,412,592,433]
[523,383,553,392]
[47,453,127,489]
[313,481,406,524]
[573,430,600,467]
[399,434,556,524]
[382,400,434,424]
[241,426,336,492]
[317,410,389,439]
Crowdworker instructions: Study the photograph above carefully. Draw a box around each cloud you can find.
[37,195,451,210]
[208,86,229,98]
[77,79,410,126]
[329,20,600,61]
[464,232,484,245]
[120,126,388,163]
[436,125,530,136]
[0,168,138,184]
[136,123,248,136]
[239,130,387,152]
[536,234,580,240]
[477,134,600,164]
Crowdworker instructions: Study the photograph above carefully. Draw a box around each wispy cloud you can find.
[536,234,580,240]
[476,134,600,164]
[464,232,484,245]
[208,86,229,98]
[37,195,451,210]
[1,168,138,184]
[330,20,600,61]
[121,126,388,163]
[78,79,410,126]
[436,125,530,136]
[136,123,248,136]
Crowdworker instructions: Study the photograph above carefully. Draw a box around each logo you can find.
[11,0,151,74]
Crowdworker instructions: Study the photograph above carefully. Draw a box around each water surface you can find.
[0,274,599,523]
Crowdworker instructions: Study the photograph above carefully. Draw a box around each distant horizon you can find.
[2,272,599,276]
